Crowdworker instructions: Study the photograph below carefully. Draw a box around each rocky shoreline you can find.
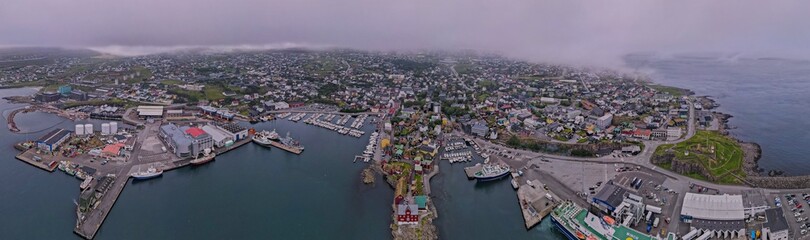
[379,162,438,240]
[692,95,810,188]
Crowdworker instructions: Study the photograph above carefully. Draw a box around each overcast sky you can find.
[2,0,809,66]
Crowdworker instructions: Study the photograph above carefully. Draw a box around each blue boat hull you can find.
[132,174,162,180]
[550,214,578,240]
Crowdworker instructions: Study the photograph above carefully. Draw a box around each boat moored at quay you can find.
[550,201,654,240]
[189,148,216,165]
[473,163,511,182]
[131,165,163,180]
[272,132,304,154]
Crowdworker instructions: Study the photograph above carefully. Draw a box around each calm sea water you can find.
[431,159,561,239]
[625,54,810,175]
[0,90,393,239]
[0,88,562,239]
[10,54,805,239]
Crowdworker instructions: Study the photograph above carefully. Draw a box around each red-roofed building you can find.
[633,129,652,140]
[580,100,596,110]
[397,202,419,225]
[185,127,206,138]
[181,126,213,157]
[102,143,125,157]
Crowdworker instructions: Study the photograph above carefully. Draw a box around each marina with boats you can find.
[302,113,367,137]
[355,131,379,163]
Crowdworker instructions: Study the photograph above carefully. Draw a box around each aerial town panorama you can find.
[0,47,806,240]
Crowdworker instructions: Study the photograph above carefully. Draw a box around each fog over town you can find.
[2,0,810,66]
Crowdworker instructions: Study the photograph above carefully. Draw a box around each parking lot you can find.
[610,151,633,159]
[537,160,619,197]
[772,192,810,239]
[613,168,678,236]
[482,146,524,161]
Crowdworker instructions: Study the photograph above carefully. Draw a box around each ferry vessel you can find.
[550,201,655,240]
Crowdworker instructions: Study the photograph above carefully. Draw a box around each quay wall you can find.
[747,176,810,189]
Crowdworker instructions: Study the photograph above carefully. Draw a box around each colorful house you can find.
[395,177,408,204]
[396,203,419,225]
[418,144,437,158]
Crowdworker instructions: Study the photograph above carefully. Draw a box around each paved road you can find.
[455,98,810,236]
[462,97,810,237]
[75,121,165,239]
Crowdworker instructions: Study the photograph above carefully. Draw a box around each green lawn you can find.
[203,86,226,100]
[648,84,690,97]
[160,79,183,85]
[414,174,424,195]
[41,83,61,92]
[128,66,153,83]
[654,130,745,184]
[454,63,474,75]
[62,98,131,109]
[170,84,226,101]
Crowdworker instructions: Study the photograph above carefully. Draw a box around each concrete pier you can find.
[71,131,253,239]
[15,148,58,172]
[74,166,131,239]
[214,138,251,155]
[464,164,483,179]
[516,180,558,229]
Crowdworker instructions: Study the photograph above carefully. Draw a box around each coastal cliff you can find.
[651,152,717,182]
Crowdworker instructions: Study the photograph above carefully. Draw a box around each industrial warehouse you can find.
[680,193,746,239]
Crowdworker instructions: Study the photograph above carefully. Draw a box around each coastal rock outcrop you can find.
[651,151,716,182]
[362,168,375,184]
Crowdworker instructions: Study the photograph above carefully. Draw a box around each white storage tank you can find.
[110,122,118,134]
[101,123,111,135]
[84,124,93,135]
[75,124,85,135]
